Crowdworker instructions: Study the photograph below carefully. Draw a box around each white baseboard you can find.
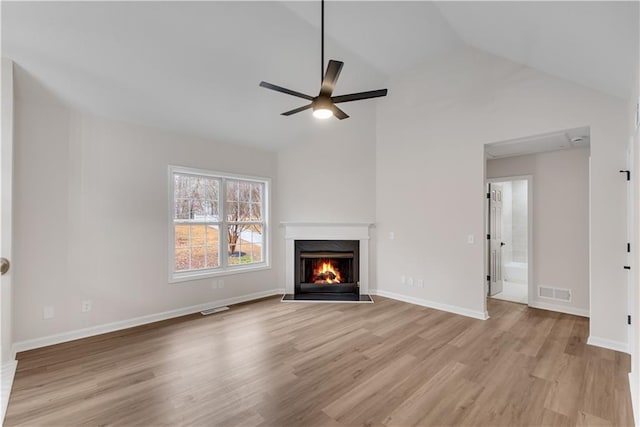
[587,335,629,354]
[12,288,285,355]
[370,289,488,320]
[630,372,638,427]
[1,360,17,424]
[528,300,590,318]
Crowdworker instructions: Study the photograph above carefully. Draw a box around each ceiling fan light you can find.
[313,108,333,119]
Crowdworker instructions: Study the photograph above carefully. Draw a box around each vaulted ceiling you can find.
[2,1,638,150]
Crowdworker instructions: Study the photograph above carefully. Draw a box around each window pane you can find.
[250,203,262,221]
[251,183,263,204]
[237,202,250,221]
[227,201,239,222]
[228,224,263,265]
[175,224,189,248]
[173,173,219,221]
[238,182,251,202]
[206,201,219,221]
[226,180,238,202]
[206,224,220,252]
[175,199,190,220]
[191,246,206,269]
[226,180,265,222]
[191,198,206,218]
[190,224,206,246]
[227,224,242,256]
[174,175,190,199]
[175,247,190,271]
[204,179,218,202]
[206,246,219,268]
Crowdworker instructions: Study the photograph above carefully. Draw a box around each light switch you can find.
[467,234,475,244]
[389,232,395,240]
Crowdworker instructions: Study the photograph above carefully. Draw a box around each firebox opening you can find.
[294,240,359,295]
[301,253,353,285]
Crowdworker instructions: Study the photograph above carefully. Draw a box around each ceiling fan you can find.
[259,0,388,120]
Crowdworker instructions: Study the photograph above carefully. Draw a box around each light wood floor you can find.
[5,296,634,426]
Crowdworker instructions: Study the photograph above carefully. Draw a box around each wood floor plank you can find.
[4,296,633,427]
[543,354,587,419]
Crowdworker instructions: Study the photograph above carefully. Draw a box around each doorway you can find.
[483,126,591,318]
[487,178,530,304]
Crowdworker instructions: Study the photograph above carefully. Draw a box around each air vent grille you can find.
[538,286,571,302]
[539,286,554,299]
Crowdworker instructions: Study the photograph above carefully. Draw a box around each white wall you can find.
[487,148,590,314]
[376,47,628,343]
[276,103,377,289]
[12,68,280,345]
[276,105,376,224]
[9,45,634,355]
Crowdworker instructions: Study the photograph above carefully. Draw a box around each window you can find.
[169,166,269,282]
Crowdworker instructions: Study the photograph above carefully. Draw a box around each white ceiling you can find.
[2,1,637,150]
[281,1,464,75]
[436,1,639,99]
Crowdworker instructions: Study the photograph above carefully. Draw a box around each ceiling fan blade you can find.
[319,60,344,96]
[281,104,313,116]
[331,89,388,104]
[259,81,314,101]
[331,105,349,120]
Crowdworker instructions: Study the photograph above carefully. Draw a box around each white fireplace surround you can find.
[281,222,373,295]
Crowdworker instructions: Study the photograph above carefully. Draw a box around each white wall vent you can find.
[538,285,571,302]
[539,286,554,299]
[553,289,571,302]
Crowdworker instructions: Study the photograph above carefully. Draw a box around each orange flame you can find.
[313,261,342,284]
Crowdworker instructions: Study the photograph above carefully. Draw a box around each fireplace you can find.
[282,222,372,301]
[295,240,359,295]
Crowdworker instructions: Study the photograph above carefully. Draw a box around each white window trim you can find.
[168,165,271,283]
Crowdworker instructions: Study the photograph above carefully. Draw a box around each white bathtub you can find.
[504,261,528,284]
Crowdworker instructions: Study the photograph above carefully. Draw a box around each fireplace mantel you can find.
[281,222,373,295]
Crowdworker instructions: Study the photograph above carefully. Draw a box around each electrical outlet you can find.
[218,279,224,289]
[401,275,406,285]
[417,279,424,288]
[211,279,218,290]
[408,277,414,286]
[43,306,54,320]
[389,232,395,240]
[81,300,92,313]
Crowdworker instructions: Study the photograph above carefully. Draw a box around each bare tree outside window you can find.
[171,169,266,278]
[226,180,264,264]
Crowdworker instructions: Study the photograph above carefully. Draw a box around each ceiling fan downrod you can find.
[258,0,388,120]
[321,0,324,85]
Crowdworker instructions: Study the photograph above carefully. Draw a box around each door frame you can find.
[627,136,636,366]
[485,175,534,309]
[1,57,16,423]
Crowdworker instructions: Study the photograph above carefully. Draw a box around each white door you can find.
[1,58,15,421]
[489,183,504,296]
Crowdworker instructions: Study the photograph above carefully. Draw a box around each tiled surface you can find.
[491,280,528,304]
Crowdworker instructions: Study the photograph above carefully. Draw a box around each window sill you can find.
[170,263,271,284]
